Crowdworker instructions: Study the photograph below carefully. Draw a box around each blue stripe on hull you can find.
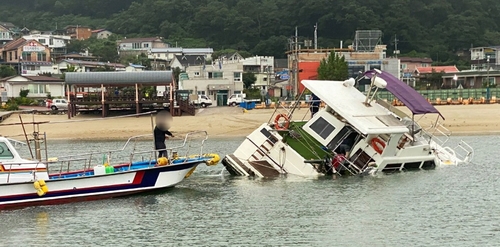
[0,162,199,205]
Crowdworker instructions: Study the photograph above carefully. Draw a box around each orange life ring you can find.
[371,137,386,154]
[274,114,290,130]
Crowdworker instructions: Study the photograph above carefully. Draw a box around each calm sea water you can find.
[0,135,499,246]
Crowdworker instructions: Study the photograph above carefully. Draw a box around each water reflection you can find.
[0,136,498,246]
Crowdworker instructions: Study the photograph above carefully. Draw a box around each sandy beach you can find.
[1,104,500,140]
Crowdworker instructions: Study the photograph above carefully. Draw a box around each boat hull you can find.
[0,162,199,210]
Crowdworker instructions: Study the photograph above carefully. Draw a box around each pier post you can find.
[135,83,140,116]
[101,84,105,118]
[66,84,71,119]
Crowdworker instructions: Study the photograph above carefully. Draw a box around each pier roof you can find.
[65,71,173,86]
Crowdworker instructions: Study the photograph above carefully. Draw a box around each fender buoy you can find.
[274,114,290,130]
[371,137,386,154]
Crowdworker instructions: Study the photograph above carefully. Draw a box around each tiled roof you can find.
[174,55,205,67]
[24,76,63,82]
[1,38,27,50]
[415,66,459,74]
[1,75,63,82]
[91,29,108,33]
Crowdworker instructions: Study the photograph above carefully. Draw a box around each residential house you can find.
[469,46,500,70]
[56,59,126,73]
[125,63,146,71]
[415,66,459,89]
[218,52,244,62]
[242,56,274,90]
[54,53,98,63]
[117,37,168,57]
[148,47,213,61]
[0,75,65,98]
[170,55,206,71]
[442,70,499,89]
[91,29,113,39]
[0,24,13,45]
[399,57,433,87]
[0,38,52,76]
[22,34,71,56]
[0,22,19,38]
[181,61,244,106]
[65,25,92,40]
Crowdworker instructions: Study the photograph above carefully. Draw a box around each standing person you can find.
[154,111,174,158]
[310,93,320,118]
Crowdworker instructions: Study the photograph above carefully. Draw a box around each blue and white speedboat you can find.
[0,130,219,209]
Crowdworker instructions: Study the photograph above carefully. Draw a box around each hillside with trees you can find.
[1,0,500,63]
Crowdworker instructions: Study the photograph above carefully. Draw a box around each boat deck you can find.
[49,157,208,180]
[278,122,331,160]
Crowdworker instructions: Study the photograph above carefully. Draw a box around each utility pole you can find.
[294,26,299,97]
[314,23,318,52]
[394,34,399,58]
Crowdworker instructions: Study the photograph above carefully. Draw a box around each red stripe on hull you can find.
[132,171,145,184]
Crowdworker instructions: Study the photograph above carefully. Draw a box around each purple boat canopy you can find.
[363,70,444,119]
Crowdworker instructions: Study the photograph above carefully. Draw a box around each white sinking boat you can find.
[222,69,474,177]
[0,119,219,209]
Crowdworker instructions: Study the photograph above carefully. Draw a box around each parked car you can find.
[227,93,260,106]
[191,95,212,108]
[48,99,68,110]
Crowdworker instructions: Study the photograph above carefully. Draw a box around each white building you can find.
[469,46,500,70]
[181,61,244,106]
[22,34,71,56]
[0,75,65,98]
[241,56,274,90]
[117,37,168,56]
[148,47,213,61]
[125,63,146,71]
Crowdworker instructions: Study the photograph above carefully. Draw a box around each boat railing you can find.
[47,131,208,177]
[419,121,451,146]
[453,140,474,163]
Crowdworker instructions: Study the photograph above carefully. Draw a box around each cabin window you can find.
[0,143,14,159]
[309,117,335,139]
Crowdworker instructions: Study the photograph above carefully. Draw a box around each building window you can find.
[469,78,474,87]
[483,77,496,86]
[37,52,47,61]
[9,51,12,61]
[348,65,365,79]
[234,72,242,81]
[14,51,17,60]
[27,84,46,94]
[401,64,407,69]
[197,90,206,95]
[143,43,149,48]
[234,90,241,94]
[49,39,53,45]
[208,72,223,78]
[194,72,200,77]
[27,65,40,71]
[132,43,141,49]
[39,39,46,44]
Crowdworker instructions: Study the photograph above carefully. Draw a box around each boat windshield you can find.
[0,142,14,159]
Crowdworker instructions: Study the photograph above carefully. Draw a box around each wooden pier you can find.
[64,71,195,118]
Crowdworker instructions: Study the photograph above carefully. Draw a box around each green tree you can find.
[317,52,348,80]
[242,72,257,89]
[60,65,77,80]
[0,65,16,78]
[173,67,182,83]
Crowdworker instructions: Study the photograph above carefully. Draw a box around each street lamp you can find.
[453,74,458,87]
[486,55,490,100]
